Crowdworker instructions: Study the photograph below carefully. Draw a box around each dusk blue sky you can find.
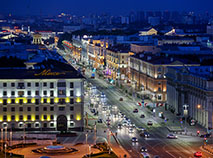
[0,0,212,16]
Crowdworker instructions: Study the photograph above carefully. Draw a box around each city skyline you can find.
[1,0,213,16]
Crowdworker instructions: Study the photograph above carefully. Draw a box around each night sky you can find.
[0,0,213,16]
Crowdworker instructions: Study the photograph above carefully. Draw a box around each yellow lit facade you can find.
[0,78,84,132]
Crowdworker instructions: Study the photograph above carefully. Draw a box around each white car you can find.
[167,134,178,139]
[128,128,134,133]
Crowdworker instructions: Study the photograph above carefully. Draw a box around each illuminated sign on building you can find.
[34,69,66,76]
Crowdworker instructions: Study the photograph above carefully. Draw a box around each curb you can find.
[200,145,213,155]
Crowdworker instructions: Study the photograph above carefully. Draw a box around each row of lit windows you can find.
[1,90,74,97]
[2,122,75,128]
[2,106,74,112]
[1,114,75,122]
[0,98,79,105]
[0,82,74,88]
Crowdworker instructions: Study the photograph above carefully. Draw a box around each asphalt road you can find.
[58,49,213,158]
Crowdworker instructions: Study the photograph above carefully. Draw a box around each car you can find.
[118,124,122,129]
[147,121,153,126]
[106,118,111,122]
[194,151,202,157]
[106,122,110,126]
[119,98,123,101]
[140,114,145,118]
[137,127,146,132]
[141,152,150,158]
[167,134,178,139]
[140,132,150,138]
[91,109,96,113]
[153,155,160,158]
[128,128,134,133]
[133,108,138,113]
[131,137,138,142]
[140,146,148,152]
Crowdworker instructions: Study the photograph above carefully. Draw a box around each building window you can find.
[70,106,74,111]
[43,99,47,103]
[50,82,54,88]
[27,83,31,87]
[50,99,54,104]
[11,83,15,87]
[59,107,65,111]
[50,106,54,111]
[11,107,15,112]
[18,91,24,97]
[35,82,39,87]
[43,115,47,119]
[11,99,15,104]
[158,82,161,85]
[36,91,39,96]
[58,82,66,87]
[3,115,7,121]
[70,98,74,104]
[35,107,39,111]
[58,90,66,95]
[50,123,54,127]
[43,91,47,96]
[18,83,24,88]
[70,82,74,88]
[3,83,7,87]
[3,107,7,112]
[35,123,39,127]
[35,99,39,104]
[11,91,15,96]
[27,91,31,96]
[27,107,31,111]
[43,82,47,87]
[19,115,23,120]
[27,115,31,120]
[50,91,54,97]
[19,99,23,105]
[11,115,15,120]
[158,87,161,92]
[43,107,47,111]
[36,115,39,120]
[70,90,74,97]
[70,122,75,127]
[3,99,7,105]
[3,91,7,96]
[27,99,31,104]
[70,115,74,119]
[50,115,54,120]
[19,107,23,112]
[157,94,162,101]
[59,99,65,104]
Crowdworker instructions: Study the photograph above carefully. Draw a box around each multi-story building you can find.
[106,44,130,80]
[129,53,199,103]
[0,59,84,131]
[130,43,161,54]
[87,40,108,69]
[166,66,213,129]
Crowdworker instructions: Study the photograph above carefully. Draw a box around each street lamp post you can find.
[183,104,189,133]
[85,133,88,145]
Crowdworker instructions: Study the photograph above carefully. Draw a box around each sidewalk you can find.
[202,145,213,154]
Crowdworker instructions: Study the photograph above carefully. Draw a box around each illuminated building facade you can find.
[129,54,199,103]
[0,60,84,131]
[106,45,130,80]
[166,66,213,129]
